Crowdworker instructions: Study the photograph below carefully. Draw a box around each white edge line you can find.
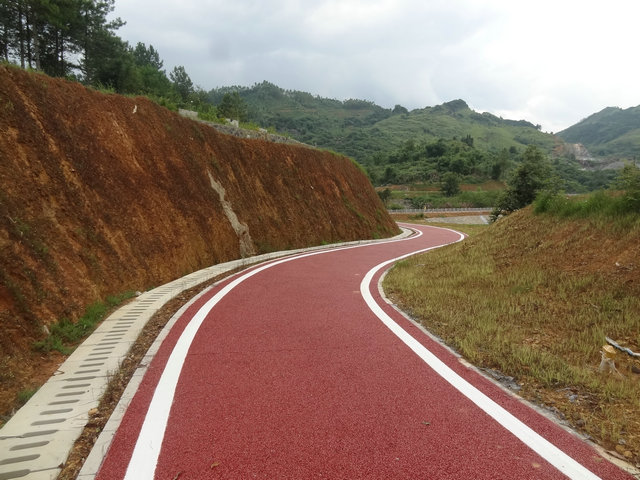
[359,229,601,480]
[123,228,423,479]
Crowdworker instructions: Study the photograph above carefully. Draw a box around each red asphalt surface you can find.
[96,224,633,479]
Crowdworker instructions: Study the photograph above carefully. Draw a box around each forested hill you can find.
[208,82,557,165]
[558,105,640,161]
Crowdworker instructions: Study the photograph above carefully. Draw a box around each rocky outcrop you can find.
[563,143,596,166]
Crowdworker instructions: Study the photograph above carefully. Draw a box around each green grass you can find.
[535,190,637,217]
[16,388,38,406]
[534,190,640,232]
[342,195,367,222]
[34,291,136,354]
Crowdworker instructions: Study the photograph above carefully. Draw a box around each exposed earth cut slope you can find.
[0,65,399,416]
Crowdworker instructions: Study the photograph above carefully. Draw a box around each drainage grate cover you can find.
[0,283,203,479]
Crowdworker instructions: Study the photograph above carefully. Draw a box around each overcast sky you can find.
[112,0,639,133]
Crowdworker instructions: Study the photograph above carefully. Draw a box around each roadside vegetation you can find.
[534,163,640,222]
[4,2,639,466]
[378,143,618,212]
[34,291,135,354]
[2,1,217,118]
[384,172,640,464]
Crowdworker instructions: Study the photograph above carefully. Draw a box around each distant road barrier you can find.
[389,207,493,214]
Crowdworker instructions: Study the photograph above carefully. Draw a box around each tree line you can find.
[0,0,226,113]
[0,0,118,77]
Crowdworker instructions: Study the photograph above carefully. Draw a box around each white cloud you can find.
[112,0,640,132]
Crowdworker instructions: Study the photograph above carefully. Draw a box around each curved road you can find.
[95,224,632,479]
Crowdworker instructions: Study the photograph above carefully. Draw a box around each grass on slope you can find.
[384,209,640,465]
[363,102,556,157]
[34,291,136,354]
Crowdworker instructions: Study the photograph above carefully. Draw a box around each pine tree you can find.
[170,65,194,104]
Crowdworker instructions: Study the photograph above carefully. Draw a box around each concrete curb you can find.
[0,230,412,480]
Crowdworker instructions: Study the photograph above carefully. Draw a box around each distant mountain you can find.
[208,82,622,191]
[558,105,640,161]
[208,82,557,165]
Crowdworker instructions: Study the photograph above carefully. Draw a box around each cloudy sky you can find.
[112,0,639,133]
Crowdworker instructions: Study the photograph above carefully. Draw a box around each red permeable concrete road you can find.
[96,225,633,480]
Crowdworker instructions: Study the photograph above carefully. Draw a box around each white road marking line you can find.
[123,230,422,479]
[360,231,602,480]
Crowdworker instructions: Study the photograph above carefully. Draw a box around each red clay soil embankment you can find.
[0,65,399,419]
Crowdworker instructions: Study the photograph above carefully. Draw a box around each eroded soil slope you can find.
[0,66,399,418]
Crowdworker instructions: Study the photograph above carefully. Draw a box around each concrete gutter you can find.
[0,230,412,480]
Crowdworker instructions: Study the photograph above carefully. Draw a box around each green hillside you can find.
[208,83,557,164]
[208,81,393,153]
[558,105,640,160]
[207,83,618,194]
[359,99,556,158]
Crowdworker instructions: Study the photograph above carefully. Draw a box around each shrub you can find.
[491,146,553,221]
[441,172,461,197]
[616,163,640,212]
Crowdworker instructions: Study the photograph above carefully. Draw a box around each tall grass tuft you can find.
[534,191,632,218]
